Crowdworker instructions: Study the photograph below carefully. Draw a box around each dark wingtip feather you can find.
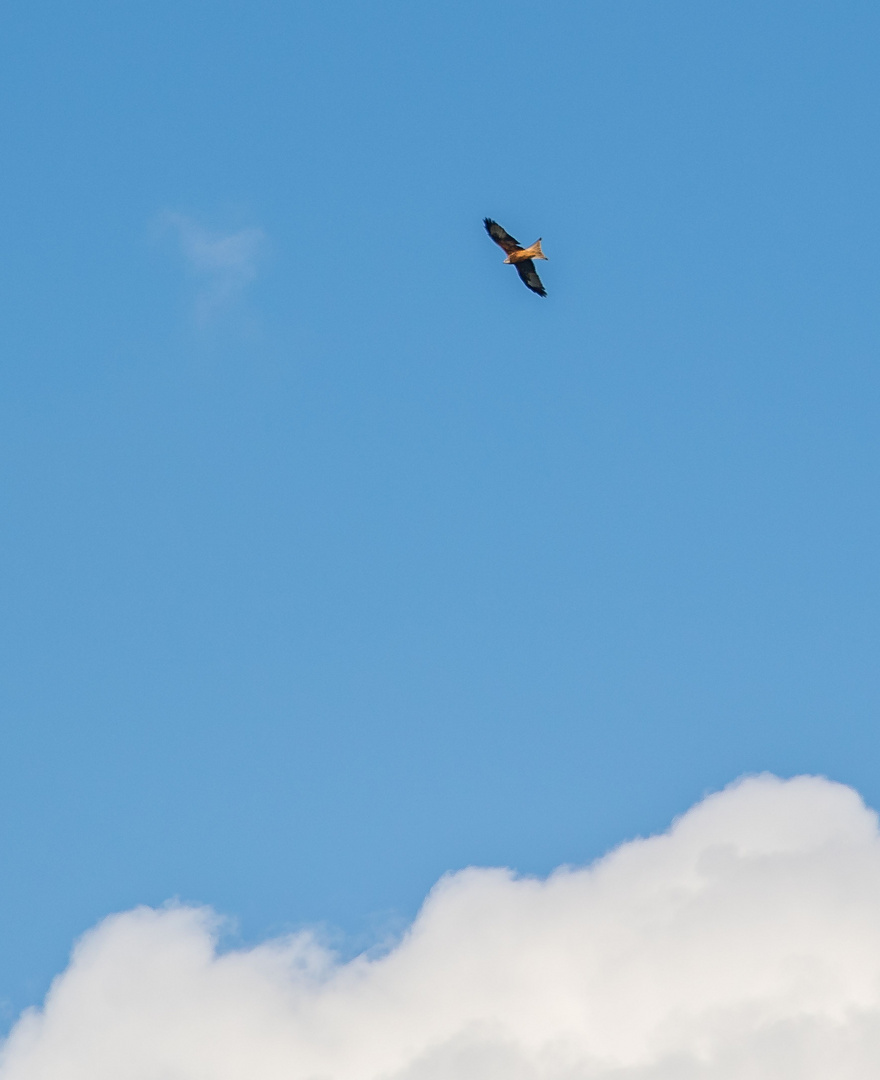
[515,258,547,296]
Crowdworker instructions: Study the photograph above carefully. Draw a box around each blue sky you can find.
[3,0,880,1026]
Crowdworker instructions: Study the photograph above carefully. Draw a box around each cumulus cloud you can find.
[157,212,266,325]
[4,774,880,1080]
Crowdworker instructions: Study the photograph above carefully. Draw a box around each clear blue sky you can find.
[2,0,880,1025]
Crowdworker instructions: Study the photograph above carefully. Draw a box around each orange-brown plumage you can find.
[483,218,548,297]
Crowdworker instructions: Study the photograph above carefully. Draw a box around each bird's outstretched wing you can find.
[484,218,522,255]
[515,259,547,297]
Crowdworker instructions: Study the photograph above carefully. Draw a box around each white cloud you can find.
[157,212,266,325]
[4,774,880,1080]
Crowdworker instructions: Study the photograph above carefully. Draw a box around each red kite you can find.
[483,218,548,297]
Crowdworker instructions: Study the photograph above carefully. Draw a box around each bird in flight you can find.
[483,218,548,297]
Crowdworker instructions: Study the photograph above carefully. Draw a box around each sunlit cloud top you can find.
[4,774,880,1080]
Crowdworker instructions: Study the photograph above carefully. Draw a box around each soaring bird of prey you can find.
[483,218,548,297]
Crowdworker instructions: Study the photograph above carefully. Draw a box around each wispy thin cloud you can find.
[4,774,880,1079]
[156,211,266,326]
